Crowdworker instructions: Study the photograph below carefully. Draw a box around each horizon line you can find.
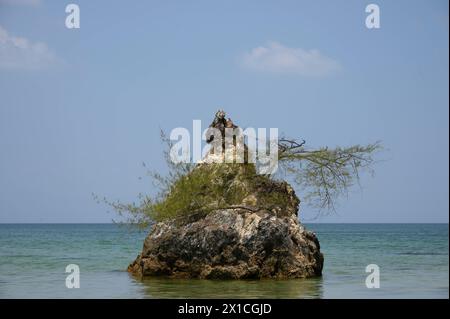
[0,222,448,225]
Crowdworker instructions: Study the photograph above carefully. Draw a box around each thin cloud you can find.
[0,25,59,70]
[241,41,341,76]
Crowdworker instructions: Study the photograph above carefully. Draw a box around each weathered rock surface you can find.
[128,207,323,279]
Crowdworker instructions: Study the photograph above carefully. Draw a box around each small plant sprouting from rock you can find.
[100,114,381,228]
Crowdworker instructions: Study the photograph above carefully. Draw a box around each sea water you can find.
[0,223,447,298]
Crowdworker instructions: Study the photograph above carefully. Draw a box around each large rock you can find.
[128,207,323,279]
[128,111,324,279]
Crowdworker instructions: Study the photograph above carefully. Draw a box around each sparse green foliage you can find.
[277,138,382,212]
[100,130,381,227]
[100,131,280,227]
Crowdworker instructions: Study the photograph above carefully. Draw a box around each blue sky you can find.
[0,0,448,223]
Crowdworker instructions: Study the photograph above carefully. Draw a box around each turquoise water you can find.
[0,224,448,298]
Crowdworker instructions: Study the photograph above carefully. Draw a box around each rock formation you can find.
[128,111,324,279]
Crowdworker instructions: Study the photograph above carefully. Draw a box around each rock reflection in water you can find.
[135,276,323,299]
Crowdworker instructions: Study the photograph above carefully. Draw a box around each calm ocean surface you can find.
[0,223,447,299]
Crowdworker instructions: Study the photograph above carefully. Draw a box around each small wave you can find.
[109,269,127,273]
[399,252,448,256]
[1,254,45,258]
